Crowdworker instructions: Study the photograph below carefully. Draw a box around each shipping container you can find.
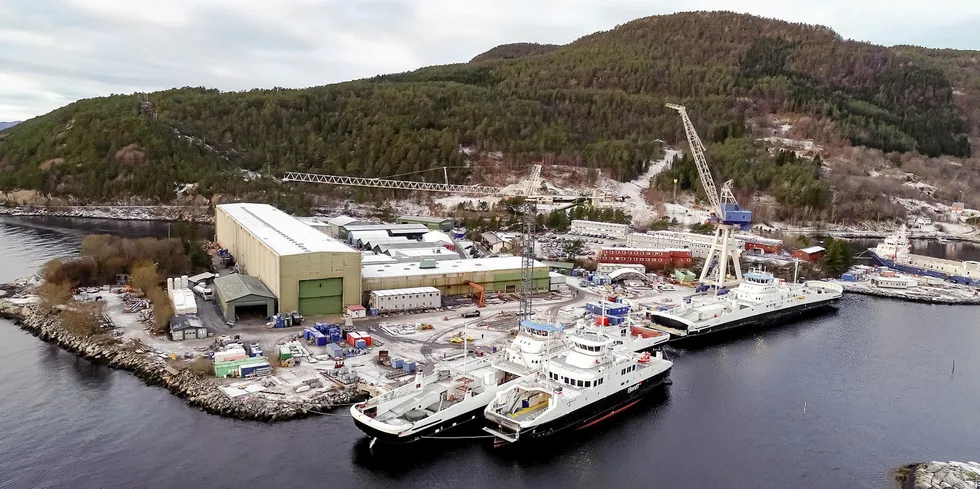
[347,332,362,345]
[355,339,367,349]
[369,287,441,313]
[392,358,404,369]
[403,361,416,373]
[356,331,372,347]
[326,343,343,359]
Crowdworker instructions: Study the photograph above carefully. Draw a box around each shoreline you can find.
[836,281,980,305]
[0,205,214,223]
[0,288,361,422]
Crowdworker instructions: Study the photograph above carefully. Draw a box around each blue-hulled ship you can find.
[869,226,980,286]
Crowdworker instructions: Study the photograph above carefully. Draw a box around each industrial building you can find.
[391,247,457,263]
[627,231,745,260]
[343,223,430,245]
[397,215,455,232]
[169,314,210,341]
[596,262,646,275]
[215,203,362,316]
[596,247,692,271]
[325,215,369,238]
[736,234,784,254]
[213,274,277,322]
[361,256,549,297]
[792,246,825,263]
[369,287,442,312]
[570,220,631,239]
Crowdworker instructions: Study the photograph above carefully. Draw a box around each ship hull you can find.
[489,369,671,446]
[353,404,487,445]
[869,250,980,286]
[655,295,841,343]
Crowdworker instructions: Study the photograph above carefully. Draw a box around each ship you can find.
[483,328,672,446]
[646,268,843,341]
[350,318,669,446]
[350,320,566,446]
[869,225,980,286]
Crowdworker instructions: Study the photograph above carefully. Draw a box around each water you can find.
[1,218,979,489]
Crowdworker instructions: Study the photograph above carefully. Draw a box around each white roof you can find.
[327,215,359,226]
[571,219,629,228]
[348,230,391,242]
[600,247,689,253]
[361,253,398,265]
[800,246,826,254]
[394,248,451,257]
[217,203,356,256]
[735,234,783,245]
[362,256,541,278]
[370,287,441,297]
[422,231,452,243]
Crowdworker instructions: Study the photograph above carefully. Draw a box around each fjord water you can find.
[1,217,978,489]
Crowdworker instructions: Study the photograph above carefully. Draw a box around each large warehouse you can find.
[215,203,362,316]
[361,256,549,298]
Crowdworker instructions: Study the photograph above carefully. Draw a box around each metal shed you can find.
[213,274,277,323]
[169,314,210,341]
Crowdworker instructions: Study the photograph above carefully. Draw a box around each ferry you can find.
[483,328,672,446]
[647,268,843,341]
[350,318,669,446]
[350,320,566,446]
[869,226,980,286]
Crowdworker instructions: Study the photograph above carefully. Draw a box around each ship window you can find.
[576,379,583,387]
[585,381,592,387]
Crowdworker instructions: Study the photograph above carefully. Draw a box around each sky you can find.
[2,0,980,121]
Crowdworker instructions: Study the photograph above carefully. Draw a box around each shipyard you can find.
[4,101,980,439]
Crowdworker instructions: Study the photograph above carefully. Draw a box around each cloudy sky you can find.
[2,0,979,121]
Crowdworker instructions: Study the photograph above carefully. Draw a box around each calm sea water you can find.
[1,217,978,489]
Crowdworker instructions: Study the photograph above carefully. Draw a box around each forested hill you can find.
[1,11,978,215]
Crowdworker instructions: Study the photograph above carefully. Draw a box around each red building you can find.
[597,247,692,271]
[737,234,784,254]
[792,246,825,263]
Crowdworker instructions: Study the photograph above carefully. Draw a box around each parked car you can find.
[461,310,481,318]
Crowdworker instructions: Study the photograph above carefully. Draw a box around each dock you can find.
[833,280,980,305]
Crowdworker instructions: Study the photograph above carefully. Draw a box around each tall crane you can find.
[666,103,752,288]
[284,164,582,321]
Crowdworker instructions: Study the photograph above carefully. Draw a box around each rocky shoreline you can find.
[0,295,361,422]
[898,461,980,489]
[0,205,213,223]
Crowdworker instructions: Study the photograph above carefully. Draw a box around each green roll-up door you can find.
[298,278,344,315]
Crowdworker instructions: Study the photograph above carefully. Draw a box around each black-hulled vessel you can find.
[483,328,671,446]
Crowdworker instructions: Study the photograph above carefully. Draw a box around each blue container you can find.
[303,328,314,340]
[355,339,367,349]
[275,315,285,328]
[403,361,416,373]
[841,273,856,282]
[392,358,404,369]
[316,336,328,347]
[369,308,379,316]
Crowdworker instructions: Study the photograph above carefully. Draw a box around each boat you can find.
[350,320,568,445]
[350,315,668,446]
[483,328,672,446]
[646,268,843,341]
[870,226,980,286]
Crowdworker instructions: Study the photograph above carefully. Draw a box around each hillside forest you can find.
[1,11,978,222]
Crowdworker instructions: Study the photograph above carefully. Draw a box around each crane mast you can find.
[667,103,751,289]
[285,163,567,324]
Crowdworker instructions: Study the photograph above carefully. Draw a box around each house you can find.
[346,304,367,318]
[169,314,210,341]
[482,232,506,253]
[792,246,826,263]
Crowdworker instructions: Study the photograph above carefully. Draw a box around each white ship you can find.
[647,269,843,340]
[483,328,672,446]
[870,225,980,286]
[350,317,669,445]
[350,320,567,445]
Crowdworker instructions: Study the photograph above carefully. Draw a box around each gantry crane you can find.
[284,164,588,321]
[666,103,752,288]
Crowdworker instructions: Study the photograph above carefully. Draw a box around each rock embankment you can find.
[0,298,360,422]
[898,461,980,489]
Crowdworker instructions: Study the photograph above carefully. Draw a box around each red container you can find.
[359,334,372,347]
[346,332,361,345]
[596,316,610,326]
[606,296,618,303]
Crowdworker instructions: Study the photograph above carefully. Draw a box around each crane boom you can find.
[665,103,722,214]
[283,172,505,196]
